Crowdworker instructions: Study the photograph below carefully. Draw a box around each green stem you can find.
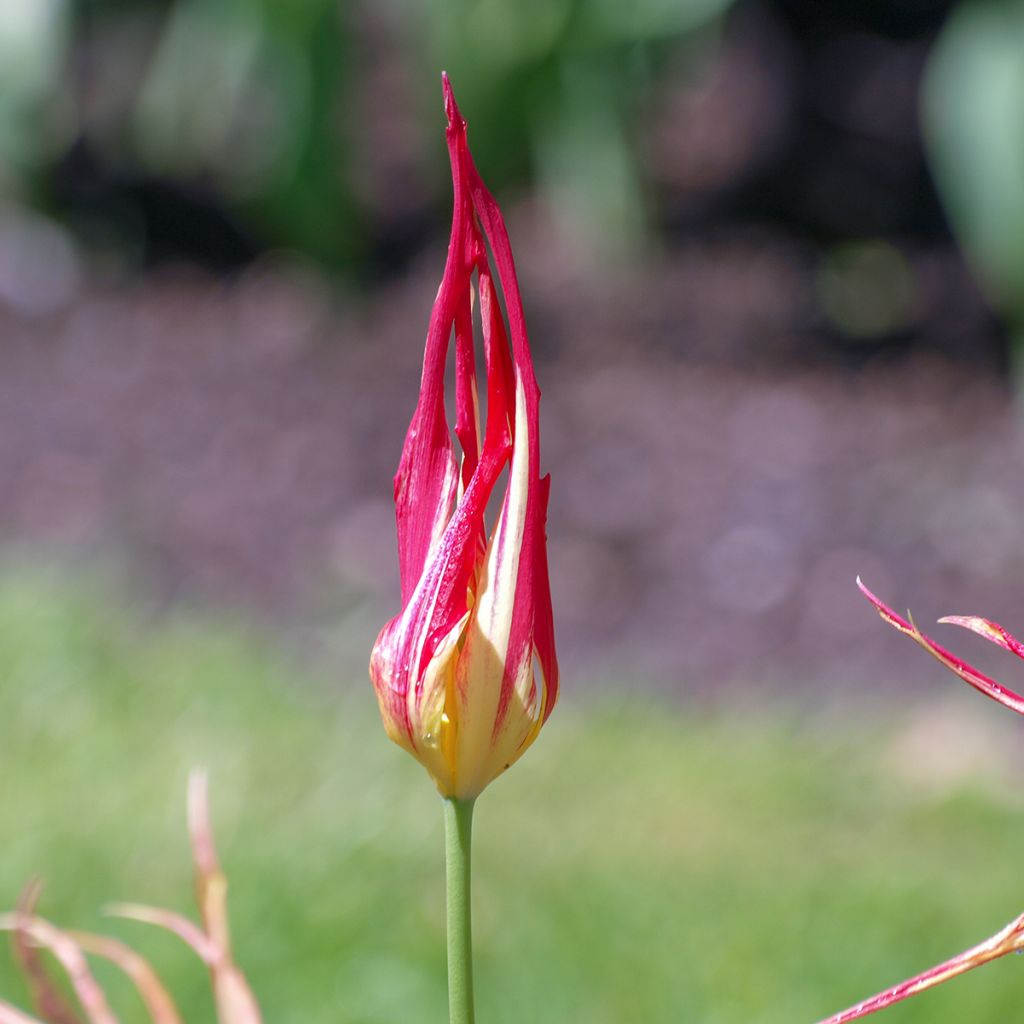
[443,796,476,1024]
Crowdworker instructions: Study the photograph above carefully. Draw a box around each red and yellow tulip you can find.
[369,75,558,800]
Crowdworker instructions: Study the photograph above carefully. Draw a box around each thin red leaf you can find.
[857,578,1024,716]
[187,772,263,1024]
[0,916,117,1024]
[938,615,1024,660]
[69,933,182,1024]
[9,883,83,1024]
[103,905,217,966]
[816,910,1024,1023]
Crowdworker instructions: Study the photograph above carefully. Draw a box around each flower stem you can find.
[443,796,476,1024]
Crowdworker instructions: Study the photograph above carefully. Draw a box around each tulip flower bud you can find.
[369,75,558,800]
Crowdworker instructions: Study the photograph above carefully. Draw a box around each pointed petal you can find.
[472,218,556,726]
[858,578,1024,716]
[454,298,480,494]
[393,82,479,606]
[393,339,459,609]
[448,99,557,718]
[938,615,1024,660]
[531,473,559,723]
[434,79,559,799]
[477,264,514,455]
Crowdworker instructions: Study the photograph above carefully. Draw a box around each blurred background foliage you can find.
[0,0,1018,355]
[923,0,1024,370]
[0,0,740,272]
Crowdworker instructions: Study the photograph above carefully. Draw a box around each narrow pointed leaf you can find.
[9,884,84,1024]
[187,771,263,1024]
[858,578,1024,715]
[103,905,217,966]
[0,916,118,1024]
[69,934,182,1024]
[938,615,1024,660]
[816,910,1024,1023]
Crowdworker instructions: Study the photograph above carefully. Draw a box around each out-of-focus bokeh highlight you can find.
[2,1,1024,1021]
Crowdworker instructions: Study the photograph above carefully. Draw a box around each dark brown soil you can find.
[0,206,1018,703]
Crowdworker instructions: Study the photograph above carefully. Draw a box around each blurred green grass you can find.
[0,566,1022,1023]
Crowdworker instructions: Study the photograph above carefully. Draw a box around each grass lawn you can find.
[0,566,1022,1023]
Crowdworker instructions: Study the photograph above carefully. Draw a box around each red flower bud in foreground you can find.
[369,76,558,800]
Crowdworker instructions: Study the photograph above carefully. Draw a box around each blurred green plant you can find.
[129,0,358,265]
[0,0,68,178]
[0,0,738,272]
[922,0,1024,376]
[0,0,359,267]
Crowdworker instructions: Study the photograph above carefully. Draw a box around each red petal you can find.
[372,437,508,741]
[478,264,514,457]
[532,473,559,721]
[444,91,559,728]
[392,84,477,605]
[454,298,479,493]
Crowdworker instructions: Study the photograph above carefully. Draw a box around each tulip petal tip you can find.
[441,72,462,128]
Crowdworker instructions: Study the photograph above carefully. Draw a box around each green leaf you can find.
[923,0,1024,319]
